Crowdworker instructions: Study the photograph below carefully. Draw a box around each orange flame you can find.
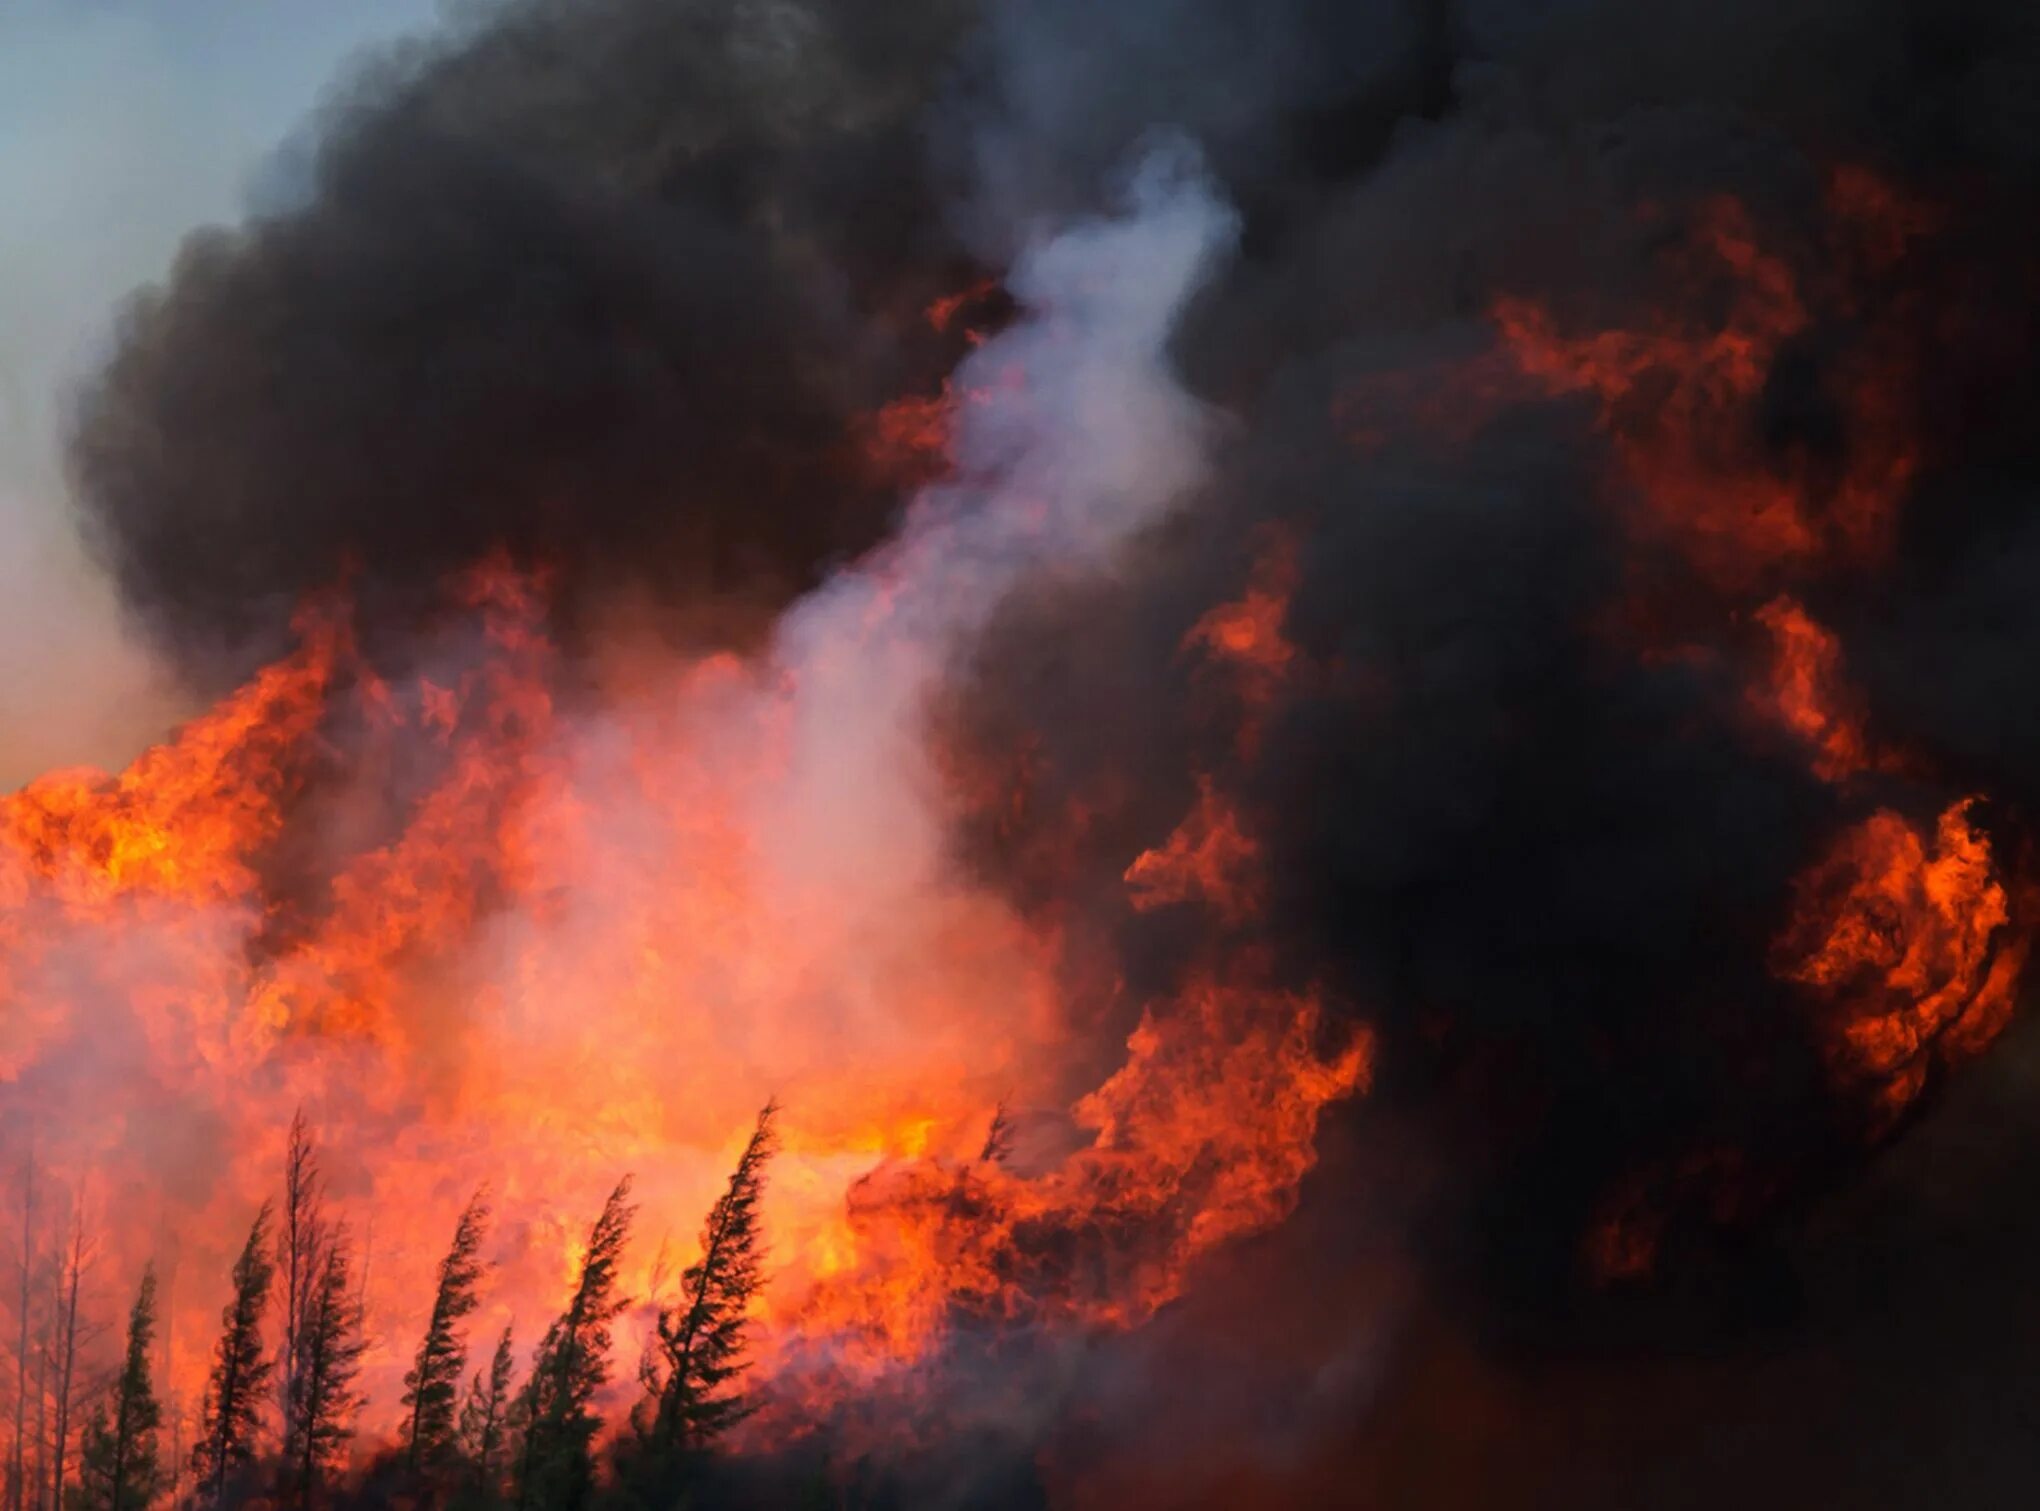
[1773,799,2025,1125]
[0,559,1370,1444]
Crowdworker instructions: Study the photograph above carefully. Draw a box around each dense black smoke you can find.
[907,22,2040,1511]
[69,0,985,676]
[61,0,1479,682]
[933,0,2040,1320]
[896,1,2040,1501]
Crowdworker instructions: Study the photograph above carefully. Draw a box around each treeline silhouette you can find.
[4,1103,781,1511]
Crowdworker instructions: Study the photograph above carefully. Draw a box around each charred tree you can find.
[70,1269,163,1511]
[511,1181,633,1511]
[639,1103,776,1462]
[190,1204,275,1504]
[403,1191,490,1476]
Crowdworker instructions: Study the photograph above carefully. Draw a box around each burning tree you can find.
[511,1181,633,1511]
[70,1269,164,1511]
[282,1232,366,1508]
[621,1103,778,1499]
[191,1204,276,1504]
[403,1192,491,1475]
[276,1111,327,1478]
[454,1329,517,1511]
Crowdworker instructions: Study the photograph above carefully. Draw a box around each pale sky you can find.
[0,0,445,787]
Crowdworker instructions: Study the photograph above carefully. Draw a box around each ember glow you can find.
[8,2,2040,1507]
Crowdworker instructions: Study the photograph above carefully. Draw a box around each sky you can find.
[0,0,444,787]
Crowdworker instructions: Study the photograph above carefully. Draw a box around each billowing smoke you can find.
[920,0,2040,1500]
[67,0,986,675]
[17,0,2040,1506]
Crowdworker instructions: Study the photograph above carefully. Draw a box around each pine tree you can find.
[69,1270,163,1511]
[283,1234,364,1508]
[979,1101,1013,1167]
[511,1181,633,1511]
[276,1112,326,1474]
[453,1330,515,1511]
[403,1192,490,1474]
[640,1103,776,1462]
[191,1204,275,1504]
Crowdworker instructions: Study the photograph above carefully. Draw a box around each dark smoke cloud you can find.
[943,346,1845,1333]
[58,0,1477,682]
[935,0,1457,257]
[936,0,2040,1340]
[69,0,983,678]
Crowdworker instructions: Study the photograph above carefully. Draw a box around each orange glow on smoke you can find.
[1495,180,1922,589]
[1480,172,2032,1287]
[1583,1147,1760,1286]
[1749,595,1875,782]
[1124,778,1263,926]
[858,284,1012,488]
[1184,532,1300,760]
[1187,541,1296,677]
[864,388,959,486]
[926,277,1004,338]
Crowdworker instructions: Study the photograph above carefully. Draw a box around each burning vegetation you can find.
[7,0,2040,1507]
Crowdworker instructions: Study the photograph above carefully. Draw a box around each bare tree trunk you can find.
[279,1110,323,1474]
[32,1314,48,1511]
[163,1269,183,1511]
[10,1146,35,1511]
[48,1207,91,1511]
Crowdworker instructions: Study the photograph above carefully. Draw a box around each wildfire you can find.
[0,545,1368,1447]
[0,119,2029,1494]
